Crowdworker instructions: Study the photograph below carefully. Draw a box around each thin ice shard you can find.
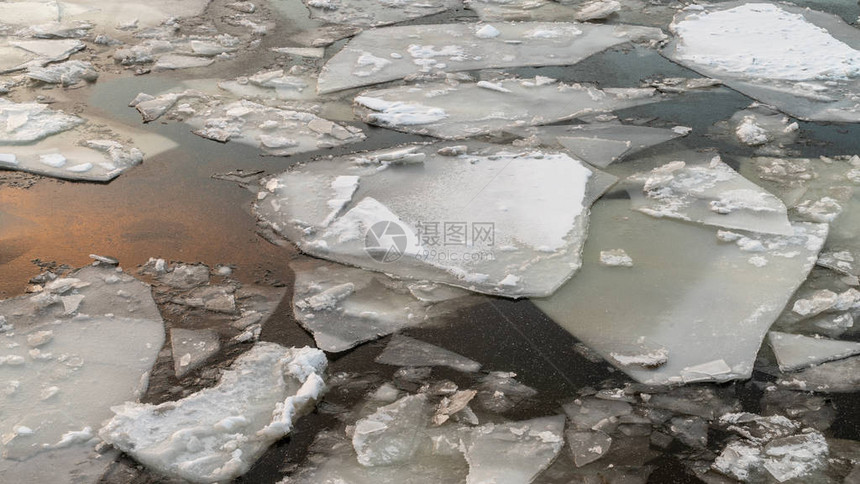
[318,22,664,93]
[303,0,462,27]
[625,154,794,235]
[0,265,164,482]
[375,334,481,372]
[664,2,860,122]
[256,142,618,298]
[291,257,476,352]
[509,124,684,168]
[100,343,327,483]
[768,331,860,372]
[534,193,827,385]
[355,80,666,140]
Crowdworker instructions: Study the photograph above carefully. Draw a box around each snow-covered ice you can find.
[0,265,164,482]
[355,80,667,140]
[665,2,860,122]
[318,22,665,93]
[625,154,794,236]
[132,91,365,156]
[256,142,618,298]
[100,343,327,483]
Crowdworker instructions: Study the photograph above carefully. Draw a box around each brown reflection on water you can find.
[0,145,294,298]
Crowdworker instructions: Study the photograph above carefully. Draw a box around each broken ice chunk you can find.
[0,265,164,482]
[0,99,84,144]
[355,80,666,140]
[664,2,860,122]
[768,331,860,372]
[375,334,481,373]
[290,257,477,352]
[133,92,365,156]
[353,394,429,466]
[463,415,565,484]
[170,328,221,377]
[475,372,537,413]
[100,343,327,482]
[257,142,618,298]
[26,60,98,86]
[318,22,664,93]
[304,0,461,27]
[534,193,828,385]
[567,430,612,467]
[599,249,633,267]
[626,155,794,235]
[575,0,621,21]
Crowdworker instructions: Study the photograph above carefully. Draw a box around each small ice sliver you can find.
[365,220,408,263]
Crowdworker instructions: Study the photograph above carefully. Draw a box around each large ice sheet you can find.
[304,0,462,27]
[100,343,327,483]
[664,2,860,122]
[534,194,827,385]
[0,265,165,482]
[508,123,685,168]
[291,257,476,352]
[317,22,665,93]
[256,142,618,298]
[355,80,666,140]
[625,155,794,236]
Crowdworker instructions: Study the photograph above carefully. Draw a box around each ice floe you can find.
[625,154,794,236]
[665,2,860,122]
[170,328,221,377]
[131,90,365,156]
[463,415,565,484]
[256,142,618,298]
[0,265,164,482]
[768,331,860,372]
[534,182,827,384]
[291,257,477,352]
[100,342,327,483]
[304,0,462,27]
[317,22,665,93]
[355,79,668,140]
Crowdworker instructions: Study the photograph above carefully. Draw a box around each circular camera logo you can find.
[365,220,408,263]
